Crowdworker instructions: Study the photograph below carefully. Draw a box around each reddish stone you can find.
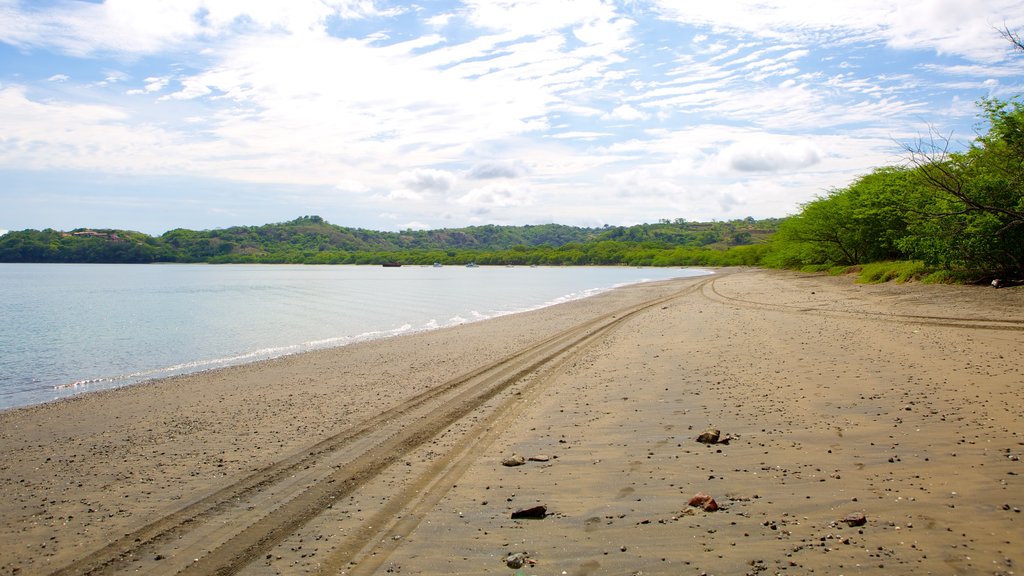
[688,492,719,511]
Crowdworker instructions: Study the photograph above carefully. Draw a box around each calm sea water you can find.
[0,264,708,410]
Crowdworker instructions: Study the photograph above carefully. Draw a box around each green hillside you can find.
[0,216,780,266]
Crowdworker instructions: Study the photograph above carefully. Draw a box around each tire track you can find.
[702,276,1024,331]
[49,277,709,576]
[314,278,706,576]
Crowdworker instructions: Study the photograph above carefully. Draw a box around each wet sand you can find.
[1,269,1021,575]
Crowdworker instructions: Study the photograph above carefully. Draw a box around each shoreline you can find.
[1,269,1021,575]
[1,265,707,413]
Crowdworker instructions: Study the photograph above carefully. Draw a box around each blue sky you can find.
[1,0,1023,235]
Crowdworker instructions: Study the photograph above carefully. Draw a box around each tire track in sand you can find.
[702,276,1024,331]
[310,277,709,576]
[49,276,710,576]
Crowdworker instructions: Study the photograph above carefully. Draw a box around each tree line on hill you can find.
[0,216,779,267]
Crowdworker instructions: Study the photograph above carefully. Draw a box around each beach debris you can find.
[687,492,720,512]
[696,428,720,444]
[843,512,867,527]
[502,454,526,467]
[505,552,529,569]
[510,505,548,519]
[528,454,550,462]
[696,428,733,445]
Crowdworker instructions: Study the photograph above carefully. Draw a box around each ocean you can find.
[0,263,708,410]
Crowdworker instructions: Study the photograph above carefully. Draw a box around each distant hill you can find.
[0,215,782,265]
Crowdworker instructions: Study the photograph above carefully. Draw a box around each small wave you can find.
[51,322,428,395]
[45,269,710,402]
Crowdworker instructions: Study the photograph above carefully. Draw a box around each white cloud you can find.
[425,12,454,29]
[399,221,432,231]
[334,178,370,194]
[0,0,392,57]
[603,103,648,121]
[401,168,457,194]
[162,77,213,100]
[550,131,613,140]
[127,76,171,95]
[97,70,129,86]
[466,160,528,180]
[721,137,822,172]
[463,0,622,36]
[457,183,534,210]
[651,0,1024,62]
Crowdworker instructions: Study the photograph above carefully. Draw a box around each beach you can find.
[1,268,1021,575]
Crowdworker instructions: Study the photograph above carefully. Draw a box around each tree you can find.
[903,98,1024,276]
[766,167,917,267]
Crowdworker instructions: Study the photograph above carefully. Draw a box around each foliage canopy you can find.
[0,216,779,267]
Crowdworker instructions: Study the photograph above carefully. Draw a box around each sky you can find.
[1,0,1023,235]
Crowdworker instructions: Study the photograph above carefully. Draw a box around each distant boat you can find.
[432,262,443,268]
[382,262,402,268]
[466,262,478,268]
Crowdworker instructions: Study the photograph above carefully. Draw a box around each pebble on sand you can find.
[510,505,548,519]
[696,428,721,444]
[505,552,528,568]
[688,492,720,512]
[502,454,526,467]
[843,512,867,527]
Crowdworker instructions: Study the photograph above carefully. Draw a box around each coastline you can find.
[1,269,1021,575]
[0,264,703,411]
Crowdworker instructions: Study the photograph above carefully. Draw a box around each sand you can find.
[0,268,1021,575]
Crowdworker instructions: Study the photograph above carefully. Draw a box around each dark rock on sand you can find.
[843,512,867,527]
[511,505,548,519]
[696,428,721,444]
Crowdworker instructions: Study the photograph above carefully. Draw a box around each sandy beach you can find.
[1,268,1022,575]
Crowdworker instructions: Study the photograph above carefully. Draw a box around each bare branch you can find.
[902,125,1024,227]
[1001,24,1024,52]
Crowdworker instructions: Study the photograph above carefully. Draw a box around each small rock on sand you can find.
[510,505,547,519]
[688,492,720,512]
[502,454,526,467]
[696,428,720,444]
[505,552,528,569]
[843,512,867,527]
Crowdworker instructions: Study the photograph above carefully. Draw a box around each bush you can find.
[856,261,928,284]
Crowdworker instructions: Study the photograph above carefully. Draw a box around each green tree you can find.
[903,98,1024,276]
[767,167,917,267]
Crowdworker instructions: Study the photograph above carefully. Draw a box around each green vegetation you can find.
[0,216,779,266]
[763,96,1024,282]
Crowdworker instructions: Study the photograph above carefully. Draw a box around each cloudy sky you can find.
[2,0,1023,234]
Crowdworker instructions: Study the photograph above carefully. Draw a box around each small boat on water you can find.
[432,262,443,268]
[382,262,402,267]
[466,262,478,268]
